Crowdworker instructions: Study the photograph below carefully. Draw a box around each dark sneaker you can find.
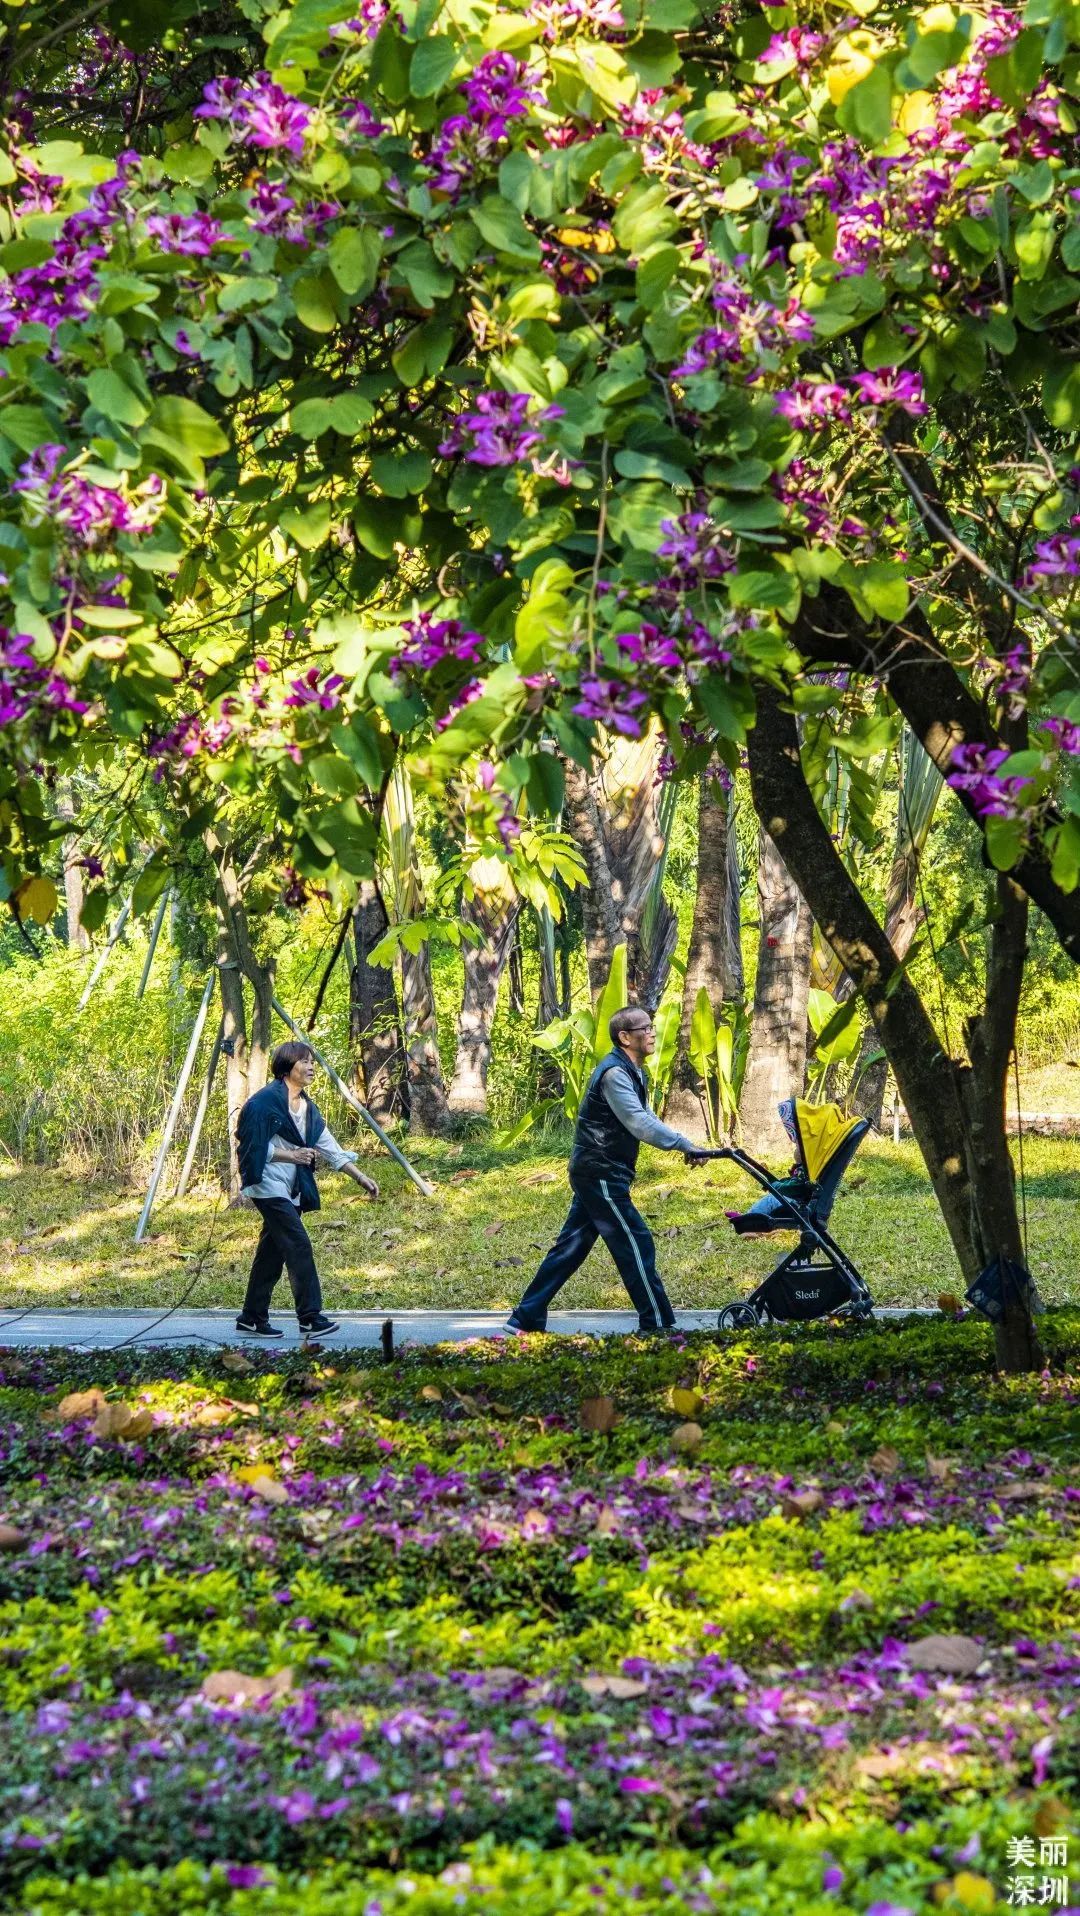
[236,1317,284,1338]
[298,1314,340,1337]
[505,1319,542,1335]
[637,1323,677,1338]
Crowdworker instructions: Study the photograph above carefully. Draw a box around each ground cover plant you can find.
[1,1315,1078,1913]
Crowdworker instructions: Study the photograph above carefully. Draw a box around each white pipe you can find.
[134,973,216,1242]
[175,1016,224,1200]
[136,889,170,1001]
[271,996,434,1197]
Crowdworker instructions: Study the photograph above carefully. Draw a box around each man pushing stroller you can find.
[507,1006,708,1336]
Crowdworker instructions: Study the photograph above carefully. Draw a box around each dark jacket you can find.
[236,1079,325,1214]
[568,1049,648,1186]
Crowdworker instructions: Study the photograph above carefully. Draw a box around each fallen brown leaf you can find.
[57,1388,107,1421]
[521,1169,558,1186]
[123,1408,154,1441]
[420,1385,443,1403]
[247,1475,288,1506]
[580,1395,618,1434]
[0,1523,26,1551]
[448,1169,479,1184]
[595,1505,620,1535]
[926,1454,958,1480]
[1034,1796,1071,1837]
[483,1219,507,1238]
[201,1667,293,1704]
[780,1489,825,1520]
[581,1674,648,1699]
[937,1292,963,1317]
[671,1421,703,1453]
[904,1633,984,1675]
[92,1402,137,1439]
[869,1444,902,1475]
[221,1350,254,1375]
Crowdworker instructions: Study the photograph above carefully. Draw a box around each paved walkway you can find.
[0,1305,934,1350]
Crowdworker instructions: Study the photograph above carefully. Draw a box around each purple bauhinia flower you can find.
[572,675,649,737]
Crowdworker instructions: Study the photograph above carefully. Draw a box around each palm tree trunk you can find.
[350,878,408,1125]
[562,729,677,1005]
[667,772,741,1137]
[448,861,522,1115]
[738,826,812,1157]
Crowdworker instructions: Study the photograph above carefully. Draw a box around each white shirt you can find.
[240,1098,357,1205]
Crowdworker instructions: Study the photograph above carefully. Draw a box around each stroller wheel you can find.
[718,1303,759,1332]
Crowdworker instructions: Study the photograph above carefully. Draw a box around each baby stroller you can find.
[706,1099,874,1328]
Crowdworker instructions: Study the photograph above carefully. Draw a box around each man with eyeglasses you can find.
[506,1005,707,1336]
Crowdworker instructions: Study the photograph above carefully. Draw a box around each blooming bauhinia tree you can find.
[0,0,1078,1358]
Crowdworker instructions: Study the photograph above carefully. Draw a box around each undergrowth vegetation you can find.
[1,1316,1078,1913]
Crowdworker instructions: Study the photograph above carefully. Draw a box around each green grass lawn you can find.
[2,1129,1079,1314]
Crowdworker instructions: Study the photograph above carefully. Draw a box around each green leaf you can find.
[395,239,455,309]
[369,449,433,496]
[1043,362,1080,430]
[635,244,681,310]
[525,751,565,817]
[0,404,56,454]
[327,227,381,298]
[836,61,894,145]
[591,945,628,1068]
[148,395,229,457]
[612,181,676,252]
[85,369,148,427]
[854,561,910,621]
[307,752,361,798]
[331,713,385,790]
[353,494,402,558]
[410,33,461,94]
[218,275,279,312]
[470,196,541,262]
[984,815,1026,873]
[280,500,332,549]
[689,984,717,1081]
[294,274,340,333]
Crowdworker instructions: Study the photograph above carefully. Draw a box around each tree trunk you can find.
[959,874,1044,1373]
[401,943,451,1134]
[562,733,677,1007]
[668,772,741,1138]
[57,786,89,952]
[448,863,522,1116]
[536,905,565,1100]
[738,826,813,1157]
[507,920,526,1016]
[850,845,923,1126]
[746,682,980,1284]
[562,757,622,996]
[350,878,408,1125]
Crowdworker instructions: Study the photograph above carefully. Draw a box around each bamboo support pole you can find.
[134,974,216,1242]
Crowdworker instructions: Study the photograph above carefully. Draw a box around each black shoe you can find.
[298,1314,340,1337]
[637,1323,677,1338]
[236,1317,284,1338]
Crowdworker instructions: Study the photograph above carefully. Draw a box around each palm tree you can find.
[562,724,677,1010]
[666,770,744,1136]
[738,826,813,1156]
[447,853,522,1115]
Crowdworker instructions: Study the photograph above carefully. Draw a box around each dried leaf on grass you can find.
[448,1169,480,1184]
[594,1505,620,1536]
[201,1667,293,1704]
[419,1385,443,1403]
[869,1444,902,1475]
[0,1524,27,1551]
[780,1489,825,1520]
[521,1170,558,1186]
[671,1421,703,1453]
[926,1454,958,1480]
[90,1402,154,1441]
[580,1395,618,1434]
[580,1674,648,1700]
[937,1292,964,1317]
[483,1219,507,1239]
[904,1633,984,1674]
[56,1388,107,1421]
[221,1350,254,1375]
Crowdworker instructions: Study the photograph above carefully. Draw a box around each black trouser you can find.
[510,1174,675,1332]
[242,1199,322,1323]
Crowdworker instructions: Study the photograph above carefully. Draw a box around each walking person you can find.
[507,1006,707,1336]
[235,1040,379,1339]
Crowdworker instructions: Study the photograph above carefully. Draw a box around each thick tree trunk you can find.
[738,827,812,1157]
[959,875,1044,1373]
[401,943,451,1134]
[58,787,89,952]
[350,879,408,1125]
[746,683,980,1283]
[448,865,522,1116]
[668,773,741,1138]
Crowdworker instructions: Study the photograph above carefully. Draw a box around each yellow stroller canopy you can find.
[790,1100,865,1184]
